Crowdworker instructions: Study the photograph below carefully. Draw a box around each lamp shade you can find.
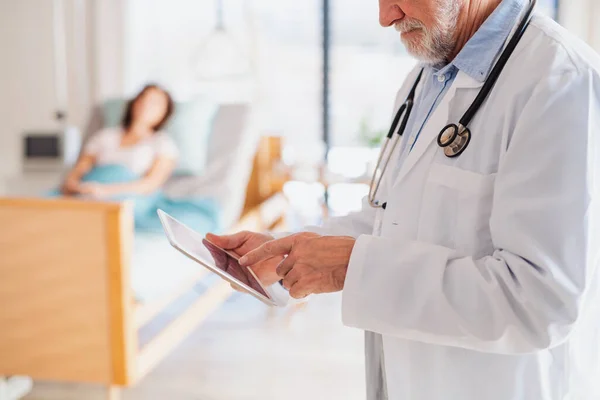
[190,0,252,81]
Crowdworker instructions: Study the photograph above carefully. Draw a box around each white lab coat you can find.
[306,13,600,400]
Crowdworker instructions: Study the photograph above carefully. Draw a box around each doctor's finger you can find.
[281,267,302,290]
[289,280,313,299]
[276,255,296,278]
[239,236,294,267]
[206,231,248,250]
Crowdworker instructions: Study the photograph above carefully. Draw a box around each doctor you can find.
[208,0,600,398]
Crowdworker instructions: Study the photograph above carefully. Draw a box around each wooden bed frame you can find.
[0,194,287,399]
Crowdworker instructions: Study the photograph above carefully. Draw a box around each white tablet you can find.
[157,209,286,307]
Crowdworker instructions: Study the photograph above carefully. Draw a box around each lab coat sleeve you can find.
[342,68,600,354]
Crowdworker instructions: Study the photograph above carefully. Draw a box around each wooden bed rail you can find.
[0,193,288,391]
[0,197,137,386]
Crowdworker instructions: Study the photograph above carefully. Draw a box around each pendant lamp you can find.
[191,0,251,81]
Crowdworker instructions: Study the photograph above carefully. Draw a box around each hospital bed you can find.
[0,104,288,398]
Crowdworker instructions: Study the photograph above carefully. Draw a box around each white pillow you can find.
[102,97,219,176]
[165,97,219,176]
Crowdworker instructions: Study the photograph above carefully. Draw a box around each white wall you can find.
[559,0,600,51]
[0,0,58,177]
[585,0,600,51]
[0,0,125,178]
[93,0,126,102]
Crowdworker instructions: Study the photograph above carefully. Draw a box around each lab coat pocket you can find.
[420,164,496,257]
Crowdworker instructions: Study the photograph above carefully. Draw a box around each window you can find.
[330,1,417,148]
[124,0,323,146]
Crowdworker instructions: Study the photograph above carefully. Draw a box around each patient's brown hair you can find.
[121,84,175,132]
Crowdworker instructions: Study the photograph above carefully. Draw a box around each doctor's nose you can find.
[379,1,406,27]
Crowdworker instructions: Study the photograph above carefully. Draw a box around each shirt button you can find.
[437,74,446,83]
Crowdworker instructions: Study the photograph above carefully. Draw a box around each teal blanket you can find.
[48,165,221,234]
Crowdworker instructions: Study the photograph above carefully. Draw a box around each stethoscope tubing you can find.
[460,0,537,127]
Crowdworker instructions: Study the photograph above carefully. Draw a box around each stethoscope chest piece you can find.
[438,123,472,158]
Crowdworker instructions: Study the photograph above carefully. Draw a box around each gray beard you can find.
[406,0,461,65]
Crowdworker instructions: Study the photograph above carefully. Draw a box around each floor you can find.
[25,292,366,400]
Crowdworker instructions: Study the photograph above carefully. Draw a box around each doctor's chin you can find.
[1,0,600,399]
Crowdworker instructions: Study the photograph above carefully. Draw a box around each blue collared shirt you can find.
[394,0,526,166]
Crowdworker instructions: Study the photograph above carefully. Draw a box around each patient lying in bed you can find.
[54,84,221,233]
[60,84,178,199]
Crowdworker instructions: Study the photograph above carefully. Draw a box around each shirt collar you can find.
[438,0,527,82]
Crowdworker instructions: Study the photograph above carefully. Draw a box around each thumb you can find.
[206,231,248,250]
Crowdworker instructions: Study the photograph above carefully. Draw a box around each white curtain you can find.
[558,0,600,52]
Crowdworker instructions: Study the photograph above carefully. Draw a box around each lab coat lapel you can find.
[453,70,486,89]
[392,71,483,187]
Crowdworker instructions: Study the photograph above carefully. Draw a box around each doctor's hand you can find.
[239,233,356,299]
[206,231,284,288]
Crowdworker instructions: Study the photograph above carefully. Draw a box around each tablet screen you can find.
[157,210,271,301]
[201,239,270,298]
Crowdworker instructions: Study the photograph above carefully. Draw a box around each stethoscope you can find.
[368,0,537,209]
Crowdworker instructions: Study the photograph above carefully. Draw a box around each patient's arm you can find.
[61,153,96,195]
[80,156,176,197]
